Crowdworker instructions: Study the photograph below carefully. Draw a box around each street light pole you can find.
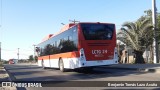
[17,48,19,60]
[152,0,159,63]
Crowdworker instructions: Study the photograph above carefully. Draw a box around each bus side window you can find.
[64,37,67,41]
[60,39,64,42]
[68,36,72,41]
[55,41,57,47]
[40,48,43,56]
[57,40,60,47]
[72,26,78,50]
[52,43,54,47]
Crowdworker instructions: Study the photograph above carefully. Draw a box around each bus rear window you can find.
[81,23,114,40]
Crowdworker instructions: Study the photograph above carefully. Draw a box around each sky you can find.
[0,0,160,60]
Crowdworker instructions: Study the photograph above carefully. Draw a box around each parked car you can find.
[9,59,14,64]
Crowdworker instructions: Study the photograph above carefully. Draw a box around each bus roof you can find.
[41,34,54,42]
[39,22,115,44]
[50,23,76,38]
[40,23,76,43]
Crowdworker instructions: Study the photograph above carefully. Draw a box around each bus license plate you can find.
[97,60,103,63]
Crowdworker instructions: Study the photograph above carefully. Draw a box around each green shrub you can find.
[3,61,9,64]
[131,60,135,64]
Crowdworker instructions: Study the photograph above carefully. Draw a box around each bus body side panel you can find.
[38,57,118,69]
[38,58,80,69]
[38,51,80,69]
[38,47,118,69]
[63,58,81,69]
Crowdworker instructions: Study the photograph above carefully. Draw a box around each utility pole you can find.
[17,48,19,60]
[0,0,2,62]
[0,42,1,61]
[152,0,159,63]
[69,19,80,24]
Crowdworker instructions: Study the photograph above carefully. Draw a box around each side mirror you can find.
[36,47,40,52]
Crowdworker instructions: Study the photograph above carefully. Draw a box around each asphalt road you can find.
[3,64,160,90]
[4,64,160,81]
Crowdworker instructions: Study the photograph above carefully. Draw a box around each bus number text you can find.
[92,50,107,55]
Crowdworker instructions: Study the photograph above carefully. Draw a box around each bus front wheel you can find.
[59,59,65,72]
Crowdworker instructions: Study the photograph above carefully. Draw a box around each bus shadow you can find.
[73,68,106,74]
[5,64,158,82]
[13,68,149,81]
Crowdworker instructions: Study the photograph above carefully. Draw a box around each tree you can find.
[144,10,160,42]
[34,56,38,62]
[117,17,153,64]
[28,55,34,61]
[143,10,160,61]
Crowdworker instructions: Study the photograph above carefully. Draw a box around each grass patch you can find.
[0,61,3,67]
[0,61,3,69]
[0,66,3,70]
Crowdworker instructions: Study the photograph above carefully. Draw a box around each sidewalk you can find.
[0,66,17,90]
[0,67,9,81]
[103,64,160,73]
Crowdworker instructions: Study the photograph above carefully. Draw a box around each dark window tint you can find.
[38,25,78,56]
[81,23,114,40]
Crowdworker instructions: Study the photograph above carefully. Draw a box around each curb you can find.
[138,68,160,73]
[101,66,160,73]
[4,66,28,90]
[4,66,17,81]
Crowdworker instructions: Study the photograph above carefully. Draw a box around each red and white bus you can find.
[37,22,118,72]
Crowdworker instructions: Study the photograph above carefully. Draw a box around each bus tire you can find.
[59,59,65,72]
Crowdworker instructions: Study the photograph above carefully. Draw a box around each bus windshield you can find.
[81,23,114,40]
